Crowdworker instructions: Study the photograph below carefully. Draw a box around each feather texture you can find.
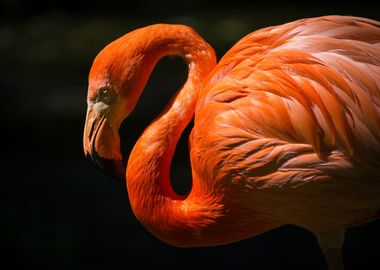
[195,16,380,180]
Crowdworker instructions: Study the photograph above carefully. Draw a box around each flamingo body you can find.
[83,16,380,269]
[193,16,380,235]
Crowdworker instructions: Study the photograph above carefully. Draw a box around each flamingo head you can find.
[83,83,126,183]
[83,31,150,183]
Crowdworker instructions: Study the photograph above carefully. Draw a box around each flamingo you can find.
[83,16,380,269]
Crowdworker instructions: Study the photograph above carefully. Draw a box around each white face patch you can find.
[93,101,110,114]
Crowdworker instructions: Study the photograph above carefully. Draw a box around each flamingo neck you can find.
[125,25,221,247]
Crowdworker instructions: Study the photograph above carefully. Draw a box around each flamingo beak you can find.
[83,107,126,183]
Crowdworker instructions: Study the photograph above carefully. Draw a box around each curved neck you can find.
[125,25,220,246]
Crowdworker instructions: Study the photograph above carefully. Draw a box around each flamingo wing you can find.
[192,16,380,206]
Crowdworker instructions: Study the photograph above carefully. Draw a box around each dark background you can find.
[1,1,379,269]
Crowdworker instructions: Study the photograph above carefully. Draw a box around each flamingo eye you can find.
[99,87,109,97]
[98,87,113,103]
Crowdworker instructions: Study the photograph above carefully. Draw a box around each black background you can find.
[1,1,379,269]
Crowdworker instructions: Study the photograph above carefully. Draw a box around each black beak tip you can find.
[85,150,126,184]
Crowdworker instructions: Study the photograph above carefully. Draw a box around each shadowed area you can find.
[1,1,379,269]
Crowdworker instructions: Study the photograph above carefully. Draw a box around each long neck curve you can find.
[125,25,220,247]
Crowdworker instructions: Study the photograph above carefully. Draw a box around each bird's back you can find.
[191,16,380,231]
